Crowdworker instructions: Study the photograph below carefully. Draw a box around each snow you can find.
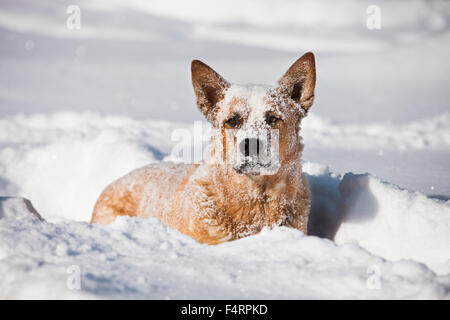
[307,169,450,275]
[304,112,450,151]
[0,0,449,299]
[0,197,449,299]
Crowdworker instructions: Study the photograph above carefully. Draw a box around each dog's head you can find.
[191,53,316,176]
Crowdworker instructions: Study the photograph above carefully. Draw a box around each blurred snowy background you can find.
[0,0,449,299]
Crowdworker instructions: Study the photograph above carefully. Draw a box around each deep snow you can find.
[0,195,449,299]
[0,0,449,299]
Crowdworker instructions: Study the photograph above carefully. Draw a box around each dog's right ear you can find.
[191,60,230,122]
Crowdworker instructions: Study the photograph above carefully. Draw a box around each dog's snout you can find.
[240,138,261,157]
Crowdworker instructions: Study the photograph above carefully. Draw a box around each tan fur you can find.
[91,53,316,245]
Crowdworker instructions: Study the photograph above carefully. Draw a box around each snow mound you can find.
[336,173,450,275]
[305,164,450,275]
[0,197,42,221]
[0,200,448,299]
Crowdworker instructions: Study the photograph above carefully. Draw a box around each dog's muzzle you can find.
[233,136,279,175]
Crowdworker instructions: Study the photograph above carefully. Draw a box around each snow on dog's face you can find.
[191,53,316,175]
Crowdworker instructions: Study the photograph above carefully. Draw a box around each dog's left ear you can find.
[277,52,316,112]
[191,60,230,122]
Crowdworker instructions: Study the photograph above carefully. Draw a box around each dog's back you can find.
[91,163,198,226]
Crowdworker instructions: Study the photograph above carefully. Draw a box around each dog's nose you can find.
[240,138,261,157]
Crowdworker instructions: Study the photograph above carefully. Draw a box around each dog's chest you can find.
[182,166,309,243]
[195,184,294,240]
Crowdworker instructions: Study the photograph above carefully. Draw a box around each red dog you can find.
[91,53,316,245]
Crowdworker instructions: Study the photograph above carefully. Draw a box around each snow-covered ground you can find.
[0,194,449,299]
[0,0,449,299]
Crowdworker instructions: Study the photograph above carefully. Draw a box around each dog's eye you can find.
[225,115,241,128]
[266,115,280,126]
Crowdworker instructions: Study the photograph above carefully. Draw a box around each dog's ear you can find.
[191,60,230,121]
[277,52,316,112]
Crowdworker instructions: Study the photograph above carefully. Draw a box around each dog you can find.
[91,52,316,245]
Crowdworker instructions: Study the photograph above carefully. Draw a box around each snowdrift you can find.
[0,196,449,299]
[306,166,450,275]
